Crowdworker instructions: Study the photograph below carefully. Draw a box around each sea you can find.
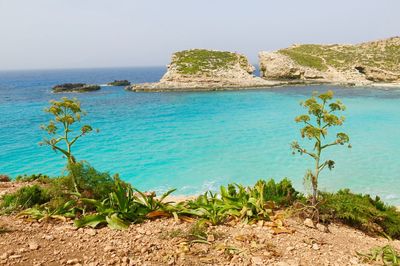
[1,67,399,205]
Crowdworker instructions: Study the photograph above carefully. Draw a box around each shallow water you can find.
[1,67,400,204]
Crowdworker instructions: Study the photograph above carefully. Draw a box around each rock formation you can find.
[128,49,279,92]
[52,83,101,93]
[259,37,400,85]
[107,80,131,86]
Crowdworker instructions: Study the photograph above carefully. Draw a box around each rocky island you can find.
[52,83,101,93]
[127,49,279,92]
[107,80,131,86]
[259,36,400,86]
[127,37,400,92]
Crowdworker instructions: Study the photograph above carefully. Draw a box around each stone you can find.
[251,256,263,265]
[66,258,79,265]
[207,234,215,242]
[16,248,27,254]
[312,243,320,250]
[349,257,359,264]
[43,234,55,241]
[86,229,97,236]
[286,246,295,252]
[104,246,115,252]
[316,223,329,233]
[28,242,40,250]
[8,255,22,259]
[303,218,315,228]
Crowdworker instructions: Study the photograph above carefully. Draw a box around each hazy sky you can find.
[0,0,399,70]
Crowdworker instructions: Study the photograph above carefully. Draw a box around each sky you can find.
[0,0,399,70]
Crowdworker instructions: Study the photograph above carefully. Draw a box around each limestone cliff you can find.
[128,49,278,92]
[259,37,400,85]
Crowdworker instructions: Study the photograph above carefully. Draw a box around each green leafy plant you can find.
[357,245,400,265]
[17,200,78,222]
[74,178,176,229]
[220,178,298,224]
[41,97,94,192]
[179,191,228,226]
[220,182,272,224]
[175,179,298,225]
[292,90,350,205]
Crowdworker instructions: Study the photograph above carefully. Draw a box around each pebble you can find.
[104,246,115,252]
[86,229,97,236]
[66,258,79,265]
[9,254,22,259]
[207,234,215,242]
[286,246,295,252]
[312,243,320,250]
[43,234,55,241]
[316,223,329,233]
[251,256,263,265]
[28,242,40,250]
[303,218,315,228]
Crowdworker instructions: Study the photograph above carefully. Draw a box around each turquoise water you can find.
[1,68,400,204]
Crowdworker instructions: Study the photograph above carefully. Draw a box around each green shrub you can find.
[1,185,51,212]
[320,189,400,239]
[259,178,300,206]
[15,173,51,183]
[67,162,116,200]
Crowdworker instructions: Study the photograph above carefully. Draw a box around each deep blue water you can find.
[1,67,400,204]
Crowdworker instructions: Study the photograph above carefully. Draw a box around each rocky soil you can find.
[1,214,399,266]
[1,182,400,265]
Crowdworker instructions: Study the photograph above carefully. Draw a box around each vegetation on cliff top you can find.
[172,49,250,75]
[278,37,400,73]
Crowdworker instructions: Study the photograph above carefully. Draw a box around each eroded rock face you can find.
[259,37,400,85]
[128,49,279,92]
[259,52,325,80]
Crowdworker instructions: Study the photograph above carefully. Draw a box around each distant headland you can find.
[127,37,400,92]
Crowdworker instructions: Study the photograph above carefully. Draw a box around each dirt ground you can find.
[1,181,400,265]
[1,214,399,266]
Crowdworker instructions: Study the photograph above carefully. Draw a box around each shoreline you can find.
[127,80,400,92]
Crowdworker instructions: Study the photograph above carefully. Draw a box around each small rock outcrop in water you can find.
[259,37,400,85]
[52,83,101,93]
[107,80,131,86]
[127,49,279,92]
